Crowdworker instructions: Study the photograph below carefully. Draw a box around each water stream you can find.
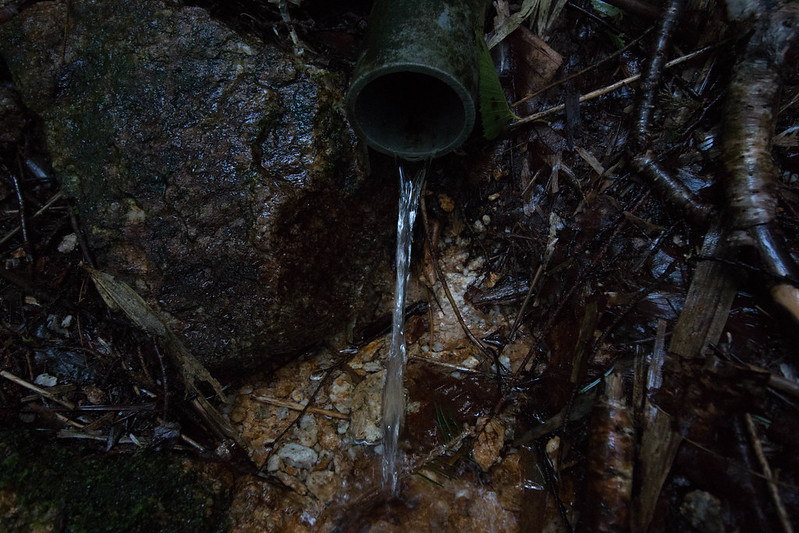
[382,161,427,495]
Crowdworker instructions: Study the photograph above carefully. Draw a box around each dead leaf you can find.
[89,268,166,336]
[89,268,226,402]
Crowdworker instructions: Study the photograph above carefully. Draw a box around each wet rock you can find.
[0,0,394,369]
[680,490,724,533]
[0,81,25,147]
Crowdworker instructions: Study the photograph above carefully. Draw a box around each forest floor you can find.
[1,0,798,531]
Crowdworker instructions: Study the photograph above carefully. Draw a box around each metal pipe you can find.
[346,0,485,161]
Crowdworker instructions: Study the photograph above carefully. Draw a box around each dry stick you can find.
[512,42,722,128]
[68,203,96,268]
[154,342,169,418]
[769,373,799,399]
[409,355,486,375]
[512,26,654,108]
[419,193,496,368]
[744,414,794,533]
[253,395,350,420]
[180,432,206,452]
[0,190,64,247]
[508,263,543,342]
[1,370,76,410]
[779,88,799,115]
[7,164,31,259]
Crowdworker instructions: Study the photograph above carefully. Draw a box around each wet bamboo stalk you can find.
[584,372,634,532]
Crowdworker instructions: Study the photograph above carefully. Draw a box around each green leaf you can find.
[476,30,518,140]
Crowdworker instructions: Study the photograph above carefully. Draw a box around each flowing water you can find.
[382,161,426,495]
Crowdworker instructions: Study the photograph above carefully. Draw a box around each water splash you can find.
[382,161,426,495]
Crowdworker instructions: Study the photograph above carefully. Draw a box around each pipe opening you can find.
[350,71,470,159]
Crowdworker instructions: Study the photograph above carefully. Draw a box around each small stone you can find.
[438,193,455,213]
[680,490,723,533]
[545,436,560,471]
[349,372,383,443]
[34,373,57,387]
[266,453,280,473]
[57,233,78,253]
[306,470,337,503]
[296,415,318,448]
[461,356,480,369]
[229,408,245,424]
[329,374,353,413]
[290,388,305,403]
[82,385,106,404]
[277,443,318,470]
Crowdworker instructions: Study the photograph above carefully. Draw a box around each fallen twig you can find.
[1,369,76,410]
[511,26,654,108]
[0,190,63,247]
[408,355,484,375]
[744,414,794,533]
[252,395,350,420]
[260,347,356,468]
[511,42,724,128]
[7,162,31,259]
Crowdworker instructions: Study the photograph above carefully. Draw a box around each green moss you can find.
[0,428,231,532]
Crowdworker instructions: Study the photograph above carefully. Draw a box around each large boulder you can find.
[0,0,394,369]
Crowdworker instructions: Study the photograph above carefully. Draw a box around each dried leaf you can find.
[89,268,166,336]
[165,330,227,401]
[576,146,605,176]
[89,268,226,402]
